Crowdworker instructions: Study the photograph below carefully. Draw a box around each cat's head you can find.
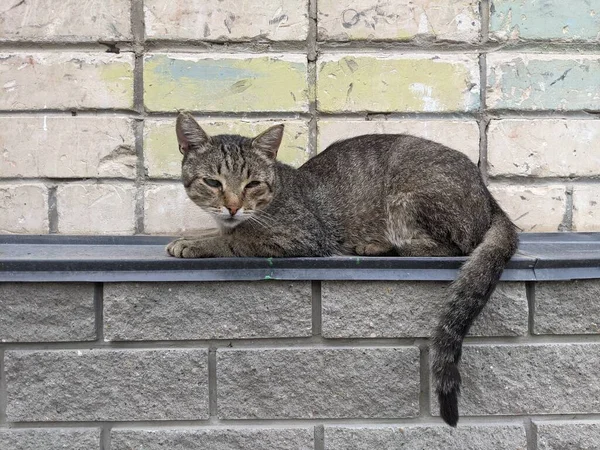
[175,113,284,229]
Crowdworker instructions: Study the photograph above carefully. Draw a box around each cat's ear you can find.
[176,112,210,154]
[251,124,284,160]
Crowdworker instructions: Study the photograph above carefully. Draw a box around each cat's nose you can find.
[227,206,239,216]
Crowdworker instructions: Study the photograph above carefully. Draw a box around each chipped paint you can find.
[144,54,308,112]
[317,55,480,113]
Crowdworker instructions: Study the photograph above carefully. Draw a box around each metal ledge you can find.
[0,233,599,282]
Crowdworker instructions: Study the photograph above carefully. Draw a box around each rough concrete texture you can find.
[145,0,309,41]
[488,184,567,232]
[322,281,528,338]
[143,183,216,234]
[490,0,600,41]
[317,120,480,162]
[535,280,600,334]
[0,53,134,110]
[317,54,480,113]
[318,0,480,42]
[324,424,527,450]
[112,428,313,450]
[535,421,600,450]
[0,0,131,41]
[573,185,600,231]
[56,183,136,234]
[0,283,95,342]
[217,347,419,419]
[144,119,310,178]
[144,54,308,112]
[488,119,600,177]
[0,429,101,450]
[448,344,600,416]
[104,281,312,341]
[0,117,136,178]
[6,349,209,421]
[0,184,48,234]
[487,53,600,111]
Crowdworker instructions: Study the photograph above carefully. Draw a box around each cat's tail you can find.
[431,200,518,427]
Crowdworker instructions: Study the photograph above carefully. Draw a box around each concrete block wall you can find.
[1,279,600,448]
[1,0,599,234]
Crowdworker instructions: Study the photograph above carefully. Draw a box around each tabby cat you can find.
[168,113,519,427]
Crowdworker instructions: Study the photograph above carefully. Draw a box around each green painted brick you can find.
[487,54,600,111]
[144,119,310,178]
[144,54,308,112]
[317,54,480,113]
[490,0,600,41]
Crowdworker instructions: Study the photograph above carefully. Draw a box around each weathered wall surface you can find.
[0,0,599,234]
[1,279,600,448]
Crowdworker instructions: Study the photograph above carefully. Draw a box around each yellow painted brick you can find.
[144,184,216,234]
[0,184,48,234]
[488,184,567,232]
[144,119,310,179]
[573,185,600,231]
[0,53,134,110]
[317,120,480,163]
[0,117,136,178]
[144,54,308,112]
[317,54,480,113]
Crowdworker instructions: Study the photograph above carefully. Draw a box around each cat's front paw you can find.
[166,238,207,258]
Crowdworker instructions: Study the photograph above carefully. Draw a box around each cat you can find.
[167,112,519,427]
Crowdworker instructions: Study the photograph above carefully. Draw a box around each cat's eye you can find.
[203,178,222,188]
[245,181,261,190]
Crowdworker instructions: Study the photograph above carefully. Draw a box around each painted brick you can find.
[490,0,600,41]
[56,183,136,234]
[439,344,600,416]
[487,54,600,111]
[217,348,419,419]
[0,0,131,41]
[317,120,480,162]
[145,119,310,179]
[0,429,101,450]
[324,425,527,450]
[488,119,600,177]
[144,183,216,234]
[104,281,312,341]
[112,428,313,450]
[145,0,309,41]
[144,54,308,112]
[0,283,95,342]
[322,282,527,338]
[317,54,480,113]
[488,184,566,232]
[535,281,600,335]
[0,53,134,110]
[0,117,136,178]
[0,184,48,234]
[6,349,209,421]
[573,184,600,231]
[318,0,480,42]
[535,421,600,450]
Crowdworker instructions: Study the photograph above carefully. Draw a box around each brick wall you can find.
[1,279,600,448]
[1,0,599,234]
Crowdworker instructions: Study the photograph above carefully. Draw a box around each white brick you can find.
[57,183,136,234]
[0,117,136,178]
[0,53,134,110]
[318,120,480,163]
[145,0,309,41]
[144,183,216,234]
[318,0,480,42]
[489,184,567,232]
[0,184,48,234]
[573,185,600,231]
[0,0,131,41]
[488,119,600,177]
